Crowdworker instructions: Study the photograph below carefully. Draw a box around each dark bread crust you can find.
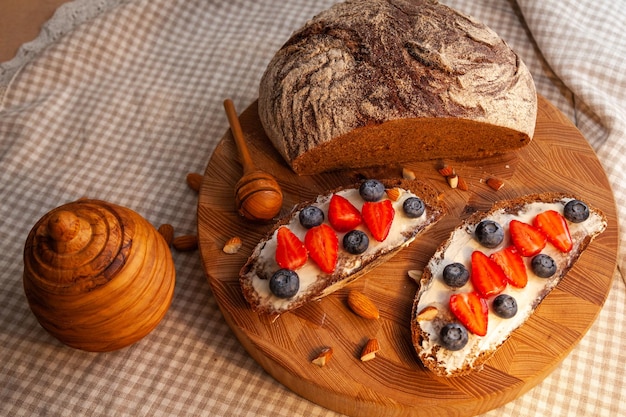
[259,0,537,175]
[240,178,446,315]
[411,193,607,377]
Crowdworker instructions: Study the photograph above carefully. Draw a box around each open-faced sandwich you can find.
[240,178,446,315]
[411,193,607,377]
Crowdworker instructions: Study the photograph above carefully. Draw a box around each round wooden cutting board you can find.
[197,96,618,417]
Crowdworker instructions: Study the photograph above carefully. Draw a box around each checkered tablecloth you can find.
[1,0,624,416]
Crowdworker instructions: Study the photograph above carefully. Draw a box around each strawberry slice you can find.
[449,292,488,336]
[490,246,528,288]
[471,251,507,297]
[362,200,395,242]
[275,226,308,270]
[533,210,573,252]
[304,224,338,274]
[328,194,362,232]
[509,219,546,256]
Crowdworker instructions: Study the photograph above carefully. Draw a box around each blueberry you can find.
[475,220,504,248]
[342,230,369,254]
[531,254,557,278]
[492,294,517,319]
[269,269,299,298]
[563,199,590,223]
[403,196,425,218]
[299,205,324,229]
[359,179,385,202]
[442,262,469,287]
[440,323,469,351]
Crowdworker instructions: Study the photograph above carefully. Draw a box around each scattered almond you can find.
[311,347,333,367]
[157,224,174,246]
[408,269,423,284]
[223,236,242,254]
[486,177,504,191]
[385,187,402,201]
[360,338,380,362]
[402,167,416,180]
[438,165,455,177]
[457,176,469,191]
[416,306,438,321]
[173,234,198,251]
[446,174,459,189]
[347,290,380,319]
[186,172,203,193]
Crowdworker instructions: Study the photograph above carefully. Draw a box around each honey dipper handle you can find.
[224,99,255,174]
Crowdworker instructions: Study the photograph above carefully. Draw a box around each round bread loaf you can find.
[258,0,537,175]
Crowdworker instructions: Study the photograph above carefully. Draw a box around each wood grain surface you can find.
[197,96,618,417]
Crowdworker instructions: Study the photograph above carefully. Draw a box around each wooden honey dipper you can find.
[224,98,283,222]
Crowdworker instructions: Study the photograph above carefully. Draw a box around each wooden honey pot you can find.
[22,199,176,352]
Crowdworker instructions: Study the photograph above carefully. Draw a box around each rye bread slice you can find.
[240,178,446,315]
[411,193,607,377]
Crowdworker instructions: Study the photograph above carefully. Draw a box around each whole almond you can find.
[457,176,469,191]
[311,347,333,367]
[186,172,203,193]
[438,166,455,177]
[360,338,380,362]
[347,290,380,319]
[486,177,504,191]
[157,224,174,246]
[223,236,242,254]
[173,234,198,251]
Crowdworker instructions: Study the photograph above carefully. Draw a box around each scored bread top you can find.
[258,0,537,175]
[240,178,446,315]
[411,193,607,377]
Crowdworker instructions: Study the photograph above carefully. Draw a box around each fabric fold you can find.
[517,0,626,280]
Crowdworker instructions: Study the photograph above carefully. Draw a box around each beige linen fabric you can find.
[1,0,624,416]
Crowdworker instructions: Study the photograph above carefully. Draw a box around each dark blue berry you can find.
[563,199,589,223]
[359,179,385,202]
[402,196,425,218]
[475,220,504,248]
[531,254,557,278]
[442,262,469,287]
[440,323,468,351]
[342,230,369,254]
[299,205,324,229]
[492,294,517,318]
[269,269,299,298]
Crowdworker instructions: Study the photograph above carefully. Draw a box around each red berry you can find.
[304,224,338,274]
[327,194,362,232]
[449,292,489,336]
[490,246,528,288]
[509,219,547,256]
[275,227,307,270]
[533,210,573,252]
[362,200,395,242]
[470,251,507,297]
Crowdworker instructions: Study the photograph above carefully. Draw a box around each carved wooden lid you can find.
[23,199,133,295]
